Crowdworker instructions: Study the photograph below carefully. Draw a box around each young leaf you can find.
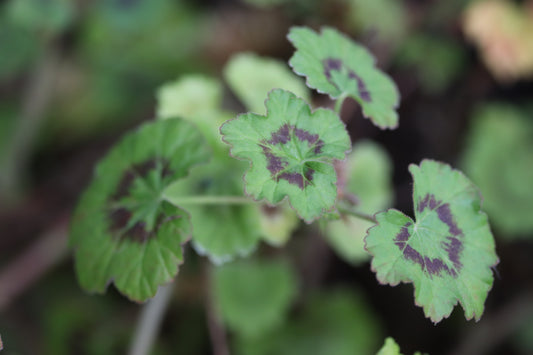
[376,337,426,355]
[461,104,533,237]
[220,89,351,222]
[213,259,297,338]
[223,52,310,114]
[288,26,400,129]
[326,141,393,265]
[70,119,210,301]
[365,160,499,323]
[258,203,300,247]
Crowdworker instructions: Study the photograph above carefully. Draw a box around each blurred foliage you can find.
[213,258,297,338]
[463,0,533,82]
[396,34,466,94]
[236,287,382,355]
[462,104,533,238]
[325,141,393,265]
[344,0,408,43]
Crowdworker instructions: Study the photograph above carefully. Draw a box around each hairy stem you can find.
[164,195,255,205]
[128,283,175,355]
[337,206,377,224]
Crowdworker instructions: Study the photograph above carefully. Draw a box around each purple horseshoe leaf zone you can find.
[259,123,324,190]
[393,194,464,278]
[322,58,371,102]
[108,158,174,243]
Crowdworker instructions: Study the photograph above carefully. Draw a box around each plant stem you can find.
[205,266,230,355]
[337,206,377,224]
[128,283,175,355]
[334,95,347,116]
[164,195,255,205]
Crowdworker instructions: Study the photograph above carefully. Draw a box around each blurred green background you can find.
[1,0,532,354]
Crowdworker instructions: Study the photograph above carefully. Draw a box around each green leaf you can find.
[258,203,300,247]
[288,26,400,129]
[6,0,74,36]
[236,288,382,355]
[326,141,393,264]
[164,159,262,264]
[461,104,533,237]
[155,75,231,154]
[376,338,402,355]
[70,119,210,301]
[224,53,310,114]
[213,259,297,338]
[365,160,499,323]
[346,0,408,43]
[156,75,223,120]
[221,89,351,222]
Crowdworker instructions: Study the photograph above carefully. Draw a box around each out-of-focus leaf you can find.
[365,160,499,323]
[288,26,400,129]
[345,0,408,42]
[221,89,351,222]
[236,288,382,355]
[164,159,262,265]
[462,104,533,237]
[223,53,310,114]
[70,119,210,301]
[258,203,300,247]
[5,0,74,36]
[376,337,426,355]
[396,34,466,93]
[0,21,38,80]
[213,259,297,338]
[326,141,393,265]
[156,75,223,120]
[463,0,533,82]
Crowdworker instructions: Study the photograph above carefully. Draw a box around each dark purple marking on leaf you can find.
[261,145,288,175]
[393,219,463,278]
[436,203,463,236]
[417,194,439,213]
[443,236,463,271]
[404,245,425,269]
[112,158,173,201]
[259,124,325,189]
[267,124,291,145]
[322,57,372,102]
[109,207,181,243]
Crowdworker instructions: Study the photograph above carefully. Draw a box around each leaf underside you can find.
[365,160,499,323]
[220,89,351,223]
[288,26,400,129]
[70,119,210,302]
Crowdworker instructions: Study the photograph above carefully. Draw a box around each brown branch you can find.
[0,217,68,311]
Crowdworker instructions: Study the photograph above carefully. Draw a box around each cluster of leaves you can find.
[70,25,499,335]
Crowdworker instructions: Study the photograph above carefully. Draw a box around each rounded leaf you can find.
[365,160,499,323]
[70,119,210,301]
[288,26,400,129]
[220,89,351,223]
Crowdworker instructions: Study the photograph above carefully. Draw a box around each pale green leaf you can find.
[365,160,499,323]
[346,0,408,42]
[258,203,300,247]
[70,119,210,301]
[288,26,400,129]
[326,141,393,264]
[461,104,533,237]
[213,259,297,338]
[156,75,223,120]
[224,53,310,114]
[220,89,351,222]
[376,338,402,355]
